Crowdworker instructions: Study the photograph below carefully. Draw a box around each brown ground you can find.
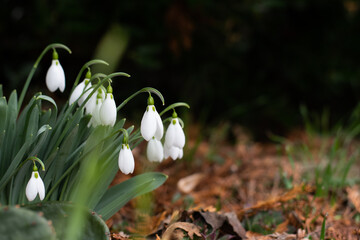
[107,125,360,240]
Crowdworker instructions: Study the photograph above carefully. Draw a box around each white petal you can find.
[79,81,92,105]
[100,94,117,127]
[178,148,183,159]
[125,148,135,174]
[154,110,164,140]
[86,86,104,115]
[147,139,164,162]
[85,93,96,115]
[140,106,156,141]
[69,81,85,105]
[118,145,135,174]
[36,175,45,201]
[164,121,176,148]
[169,146,181,160]
[25,172,38,201]
[46,60,65,92]
[91,99,103,127]
[164,145,170,159]
[173,119,185,148]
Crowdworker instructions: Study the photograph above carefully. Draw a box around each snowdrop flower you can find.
[164,112,185,160]
[25,169,45,201]
[86,87,105,115]
[69,70,92,106]
[100,86,117,126]
[141,95,163,141]
[147,137,164,162]
[46,50,65,92]
[89,89,105,127]
[118,144,135,174]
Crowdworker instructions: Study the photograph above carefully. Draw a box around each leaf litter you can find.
[108,125,360,240]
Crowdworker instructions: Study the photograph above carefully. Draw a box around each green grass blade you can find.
[94,172,167,220]
[0,91,18,176]
[320,214,327,240]
[0,97,8,150]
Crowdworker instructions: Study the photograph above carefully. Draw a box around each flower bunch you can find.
[5,44,189,208]
[141,95,188,163]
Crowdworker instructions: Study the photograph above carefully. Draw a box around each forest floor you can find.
[107,124,360,240]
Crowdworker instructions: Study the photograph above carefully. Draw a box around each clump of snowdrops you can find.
[0,43,189,220]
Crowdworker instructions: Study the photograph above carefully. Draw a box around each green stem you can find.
[70,59,109,93]
[27,156,45,171]
[159,102,190,116]
[18,43,71,112]
[78,72,130,110]
[116,87,165,112]
[118,128,130,144]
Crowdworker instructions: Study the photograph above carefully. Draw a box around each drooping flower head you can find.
[118,143,135,175]
[100,84,117,127]
[25,165,45,202]
[69,69,92,106]
[89,88,106,127]
[46,49,65,92]
[141,95,163,141]
[147,137,164,162]
[164,111,185,160]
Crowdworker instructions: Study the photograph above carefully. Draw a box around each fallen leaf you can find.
[112,231,130,239]
[225,212,247,238]
[161,222,201,240]
[177,173,205,194]
[347,186,360,212]
[275,220,289,233]
[199,211,246,239]
[239,184,313,217]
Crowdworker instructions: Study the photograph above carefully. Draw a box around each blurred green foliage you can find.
[2,0,360,138]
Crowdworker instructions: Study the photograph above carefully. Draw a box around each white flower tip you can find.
[100,94,117,127]
[46,60,66,92]
[25,171,45,201]
[118,146,135,174]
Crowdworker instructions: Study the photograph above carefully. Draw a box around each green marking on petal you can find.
[35,172,39,178]
[172,119,176,125]
[152,106,155,112]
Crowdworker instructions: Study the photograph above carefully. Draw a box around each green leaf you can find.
[159,102,190,116]
[37,95,58,112]
[0,206,56,240]
[320,214,327,240]
[95,172,167,220]
[24,202,110,240]
[0,97,8,146]
[25,104,39,143]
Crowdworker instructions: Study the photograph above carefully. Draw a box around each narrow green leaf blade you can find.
[94,172,167,220]
[37,95,58,112]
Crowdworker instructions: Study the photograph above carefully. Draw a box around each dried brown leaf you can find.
[111,231,130,239]
[347,186,360,212]
[199,211,246,239]
[225,212,247,239]
[177,173,205,194]
[239,184,312,217]
[274,220,289,233]
[161,222,201,240]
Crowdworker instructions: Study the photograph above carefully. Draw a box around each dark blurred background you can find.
[1,0,360,139]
